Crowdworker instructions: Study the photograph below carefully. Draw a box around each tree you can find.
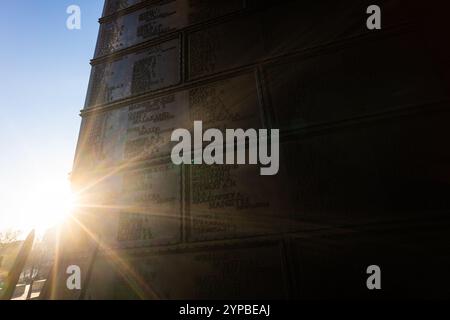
[0,229,20,246]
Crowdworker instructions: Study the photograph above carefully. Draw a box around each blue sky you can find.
[0,1,104,234]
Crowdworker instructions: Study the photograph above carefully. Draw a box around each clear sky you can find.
[0,1,104,236]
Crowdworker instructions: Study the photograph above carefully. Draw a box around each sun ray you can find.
[68,215,160,299]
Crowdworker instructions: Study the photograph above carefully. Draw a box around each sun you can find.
[29,179,76,234]
[3,176,76,237]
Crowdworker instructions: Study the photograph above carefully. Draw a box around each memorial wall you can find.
[57,0,450,299]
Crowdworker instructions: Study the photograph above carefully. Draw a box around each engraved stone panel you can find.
[261,0,410,57]
[75,72,261,171]
[188,164,305,241]
[289,232,382,299]
[264,32,449,131]
[85,241,287,299]
[188,15,264,79]
[279,109,450,225]
[73,108,129,172]
[289,220,450,299]
[187,72,262,130]
[124,92,189,161]
[187,0,414,80]
[73,164,182,248]
[187,0,243,24]
[73,113,106,171]
[85,38,181,108]
[96,0,244,57]
[103,0,144,17]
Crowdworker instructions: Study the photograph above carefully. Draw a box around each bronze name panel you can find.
[263,32,449,131]
[75,72,262,172]
[96,0,244,57]
[85,240,287,299]
[85,37,181,108]
[73,164,182,248]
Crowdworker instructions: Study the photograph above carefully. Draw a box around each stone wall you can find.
[59,0,450,299]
